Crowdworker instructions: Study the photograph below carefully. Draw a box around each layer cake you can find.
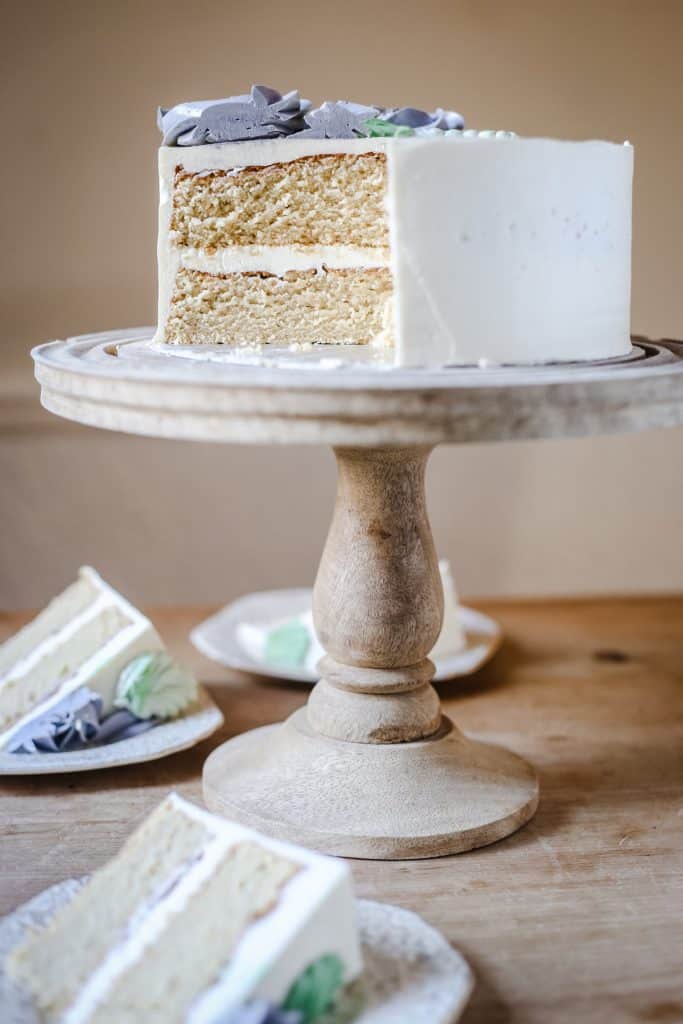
[155,86,633,365]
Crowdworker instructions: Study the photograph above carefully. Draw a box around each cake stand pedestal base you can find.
[204,444,538,859]
[203,709,538,859]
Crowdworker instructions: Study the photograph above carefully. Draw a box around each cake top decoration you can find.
[158,85,466,145]
[6,687,158,754]
[158,85,311,146]
[297,100,381,140]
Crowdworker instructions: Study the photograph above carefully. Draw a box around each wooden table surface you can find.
[1,597,681,1024]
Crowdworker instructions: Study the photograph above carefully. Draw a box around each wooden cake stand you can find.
[32,331,683,859]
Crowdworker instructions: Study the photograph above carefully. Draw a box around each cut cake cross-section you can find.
[6,793,362,1023]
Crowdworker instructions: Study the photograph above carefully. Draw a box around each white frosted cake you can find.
[7,793,362,1023]
[0,569,194,753]
[237,558,466,674]
[155,86,633,366]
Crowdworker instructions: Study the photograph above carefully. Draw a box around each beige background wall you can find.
[1,0,682,609]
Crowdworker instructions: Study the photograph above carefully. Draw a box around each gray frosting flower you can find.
[382,105,465,133]
[157,86,467,144]
[298,101,380,139]
[158,85,311,146]
[7,687,158,754]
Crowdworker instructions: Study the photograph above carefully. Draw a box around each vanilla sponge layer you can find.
[0,604,132,733]
[88,844,297,1024]
[165,266,393,346]
[171,152,388,249]
[8,801,213,1020]
[0,574,97,677]
[8,798,299,1024]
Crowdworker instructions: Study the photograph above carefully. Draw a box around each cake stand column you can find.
[203,444,539,859]
[309,446,443,745]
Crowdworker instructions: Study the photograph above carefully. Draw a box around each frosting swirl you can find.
[158,85,311,146]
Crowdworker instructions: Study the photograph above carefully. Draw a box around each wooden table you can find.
[1,597,681,1023]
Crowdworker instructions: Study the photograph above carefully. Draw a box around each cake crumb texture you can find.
[86,841,298,1024]
[171,153,388,249]
[0,573,98,678]
[0,604,132,733]
[165,266,393,346]
[6,800,213,1020]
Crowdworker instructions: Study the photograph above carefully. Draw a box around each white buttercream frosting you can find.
[175,244,388,276]
[387,137,633,365]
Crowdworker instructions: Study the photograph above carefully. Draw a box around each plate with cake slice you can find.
[0,794,474,1024]
[0,568,223,774]
[191,560,503,685]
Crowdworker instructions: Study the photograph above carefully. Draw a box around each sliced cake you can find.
[7,793,362,1023]
[155,85,633,365]
[0,567,165,750]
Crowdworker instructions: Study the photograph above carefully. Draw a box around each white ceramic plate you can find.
[192,589,502,684]
[0,878,473,1024]
[0,686,223,775]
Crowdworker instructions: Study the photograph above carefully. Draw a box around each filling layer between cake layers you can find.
[157,139,393,348]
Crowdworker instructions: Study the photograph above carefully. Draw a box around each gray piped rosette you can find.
[158,85,466,145]
[158,85,311,146]
[6,687,158,754]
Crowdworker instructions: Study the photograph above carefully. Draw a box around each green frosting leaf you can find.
[114,652,198,719]
[264,620,311,669]
[282,955,344,1022]
[362,117,414,138]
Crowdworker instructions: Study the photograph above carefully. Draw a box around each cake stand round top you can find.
[32,329,683,446]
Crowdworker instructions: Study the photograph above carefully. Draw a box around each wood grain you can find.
[1,598,681,1020]
[203,445,537,857]
[311,446,443,742]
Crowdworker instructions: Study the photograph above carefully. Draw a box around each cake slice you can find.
[7,794,362,1023]
[0,567,164,750]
